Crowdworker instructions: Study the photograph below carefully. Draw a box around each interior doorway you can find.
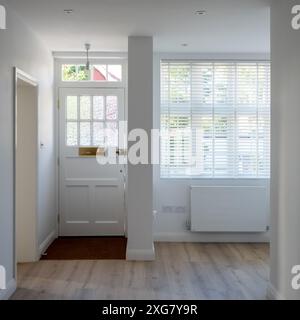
[52,60,128,260]
[14,68,39,266]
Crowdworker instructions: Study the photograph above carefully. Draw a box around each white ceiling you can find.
[8,0,270,53]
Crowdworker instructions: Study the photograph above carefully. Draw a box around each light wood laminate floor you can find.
[12,243,269,300]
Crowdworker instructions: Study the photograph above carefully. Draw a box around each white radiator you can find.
[190,186,267,232]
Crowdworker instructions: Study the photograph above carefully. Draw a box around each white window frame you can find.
[159,57,271,180]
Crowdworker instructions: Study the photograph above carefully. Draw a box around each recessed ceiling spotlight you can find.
[181,43,188,47]
[195,10,206,15]
[64,9,74,14]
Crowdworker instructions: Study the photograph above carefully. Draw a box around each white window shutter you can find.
[160,61,270,178]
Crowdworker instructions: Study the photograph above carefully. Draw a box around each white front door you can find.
[59,88,125,236]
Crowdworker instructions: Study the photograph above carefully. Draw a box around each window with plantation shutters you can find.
[160,61,270,178]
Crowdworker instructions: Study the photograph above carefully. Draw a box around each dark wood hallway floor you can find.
[41,237,127,260]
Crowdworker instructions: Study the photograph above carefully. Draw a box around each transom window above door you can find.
[62,64,122,82]
[65,95,118,147]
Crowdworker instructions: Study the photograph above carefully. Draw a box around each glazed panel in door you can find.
[59,88,125,236]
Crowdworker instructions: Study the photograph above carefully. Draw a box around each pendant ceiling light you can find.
[85,43,91,70]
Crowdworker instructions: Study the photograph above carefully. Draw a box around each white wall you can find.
[153,53,271,242]
[270,0,300,300]
[0,1,55,298]
[16,82,38,262]
[127,36,155,260]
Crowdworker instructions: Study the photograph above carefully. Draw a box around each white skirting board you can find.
[39,230,56,257]
[154,231,270,243]
[126,245,155,261]
[191,186,268,232]
[0,279,16,300]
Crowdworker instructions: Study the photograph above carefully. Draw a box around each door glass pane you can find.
[93,96,104,120]
[106,122,118,147]
[66,122,78,146]
[108,65,122,81]
[62,65,77,81]
[80,122,91,146]
[92,65,107,81]
[80,96,91,120]
[66,96,78,120]
[77,65,90,81]
[93,122,105,147]
[106,96,118,120]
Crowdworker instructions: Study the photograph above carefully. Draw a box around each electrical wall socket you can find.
[162,206,187,214]
[185,219,191,230]
[162,206,173,213]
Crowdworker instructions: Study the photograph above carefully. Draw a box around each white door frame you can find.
[13,68,39,279]
[54,56,128,238]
